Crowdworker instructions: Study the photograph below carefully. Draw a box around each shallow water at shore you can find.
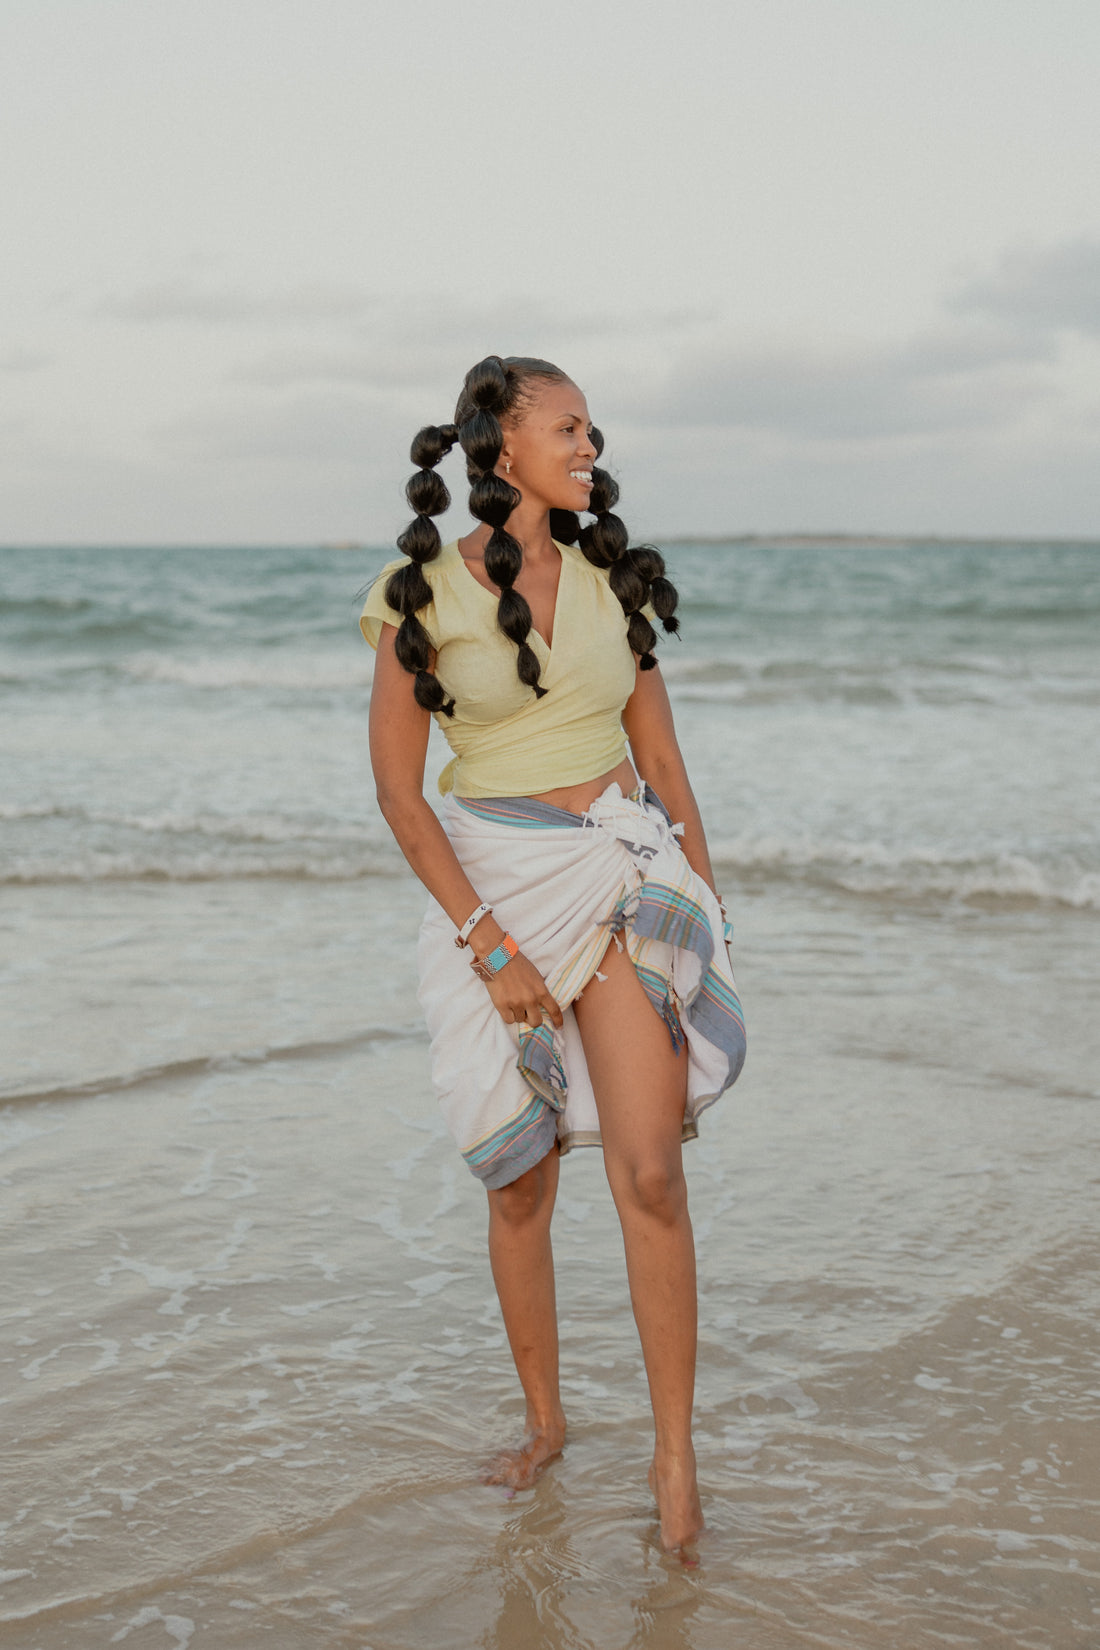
[2,876,1098,1648]
[3,540,1099,1645]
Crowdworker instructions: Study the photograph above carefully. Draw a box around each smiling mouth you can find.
[570,470,593,483]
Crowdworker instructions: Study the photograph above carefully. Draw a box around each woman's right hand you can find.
[482,951,563,1031]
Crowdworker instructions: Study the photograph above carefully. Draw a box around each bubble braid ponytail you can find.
[384,421,459,716]
[555,429,680,670]
[457,356,548,699]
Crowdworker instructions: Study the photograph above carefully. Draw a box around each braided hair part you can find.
[385,421,459,716]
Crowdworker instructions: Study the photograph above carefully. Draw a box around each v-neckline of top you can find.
[453,537,566,655]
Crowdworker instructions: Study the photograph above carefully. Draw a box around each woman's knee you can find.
[610,1154,688,1225]
[488,1155,558,1229]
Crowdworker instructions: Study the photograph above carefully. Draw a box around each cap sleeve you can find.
[359,558,407,650]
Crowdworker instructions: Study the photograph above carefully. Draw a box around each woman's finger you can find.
[542,993,563,1028]
[496,999,547,1030]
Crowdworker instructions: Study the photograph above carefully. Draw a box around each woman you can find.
[361,355,745,1551]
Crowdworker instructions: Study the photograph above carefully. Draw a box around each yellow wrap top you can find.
[360,539,641,797]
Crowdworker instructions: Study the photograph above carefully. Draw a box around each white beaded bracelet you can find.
[455,901,492,949]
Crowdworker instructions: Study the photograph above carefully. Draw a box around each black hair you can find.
[385,354,678,711]
[383,420,460,716]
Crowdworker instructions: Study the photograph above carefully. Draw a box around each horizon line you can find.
[3,532,1100,552]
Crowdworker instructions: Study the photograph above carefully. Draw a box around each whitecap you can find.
[995,1530,1032,1553]
[110,1607,195,1646]
[407,1271,463,1298]
[120,651,372,691]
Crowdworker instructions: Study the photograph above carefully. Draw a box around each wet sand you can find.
[2,876,1098,1648]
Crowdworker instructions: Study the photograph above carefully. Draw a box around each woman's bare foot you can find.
[648,1444,705,1551]
[480,1417,566,1490]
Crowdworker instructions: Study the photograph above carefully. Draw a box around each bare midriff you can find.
[526,756,637,818]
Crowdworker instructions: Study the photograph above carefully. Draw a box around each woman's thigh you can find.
[571,939,688,1167]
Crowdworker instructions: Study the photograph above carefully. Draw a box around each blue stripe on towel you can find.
[462,1094,558,1191]
[688,967,747,1087]
[455,795,584,829]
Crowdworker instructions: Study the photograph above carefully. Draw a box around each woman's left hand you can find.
[483,951,564,1031]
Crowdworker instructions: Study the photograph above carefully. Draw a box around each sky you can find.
[2,0,1099,544]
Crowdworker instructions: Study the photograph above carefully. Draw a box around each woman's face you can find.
[499,378,598,515]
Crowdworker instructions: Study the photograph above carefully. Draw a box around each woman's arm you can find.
[621,662,719,897]
[369,624,490,929]
[369,624,563,1028]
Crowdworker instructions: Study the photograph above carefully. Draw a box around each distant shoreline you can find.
[2,534,1098,552]
[651,532,1100,549]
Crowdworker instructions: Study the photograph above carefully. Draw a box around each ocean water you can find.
[1,539,1098,1648]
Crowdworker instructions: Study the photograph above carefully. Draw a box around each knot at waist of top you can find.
[579,785,684,862]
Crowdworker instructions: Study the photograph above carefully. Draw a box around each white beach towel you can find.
[416,783,746,1189]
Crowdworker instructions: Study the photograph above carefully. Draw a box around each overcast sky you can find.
[2,0,1099,543]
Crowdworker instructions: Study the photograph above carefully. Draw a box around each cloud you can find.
[136,267,1075,464]
[950,238,1100,336]
[98,279,697,349]
[0,348,50,372]
[617,321,1056,442]
[230,297,704,393]
[599,239,1100,446]
[97,280,382,325]
[37,239,1090,542]
[156,385,394,465]
[94,282,704,415]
